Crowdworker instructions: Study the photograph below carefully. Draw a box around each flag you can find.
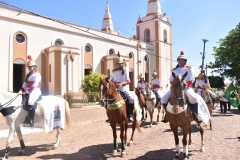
[224,82,240,108]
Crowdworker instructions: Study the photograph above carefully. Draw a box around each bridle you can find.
[170,77,186,106]
[100,82,120,107]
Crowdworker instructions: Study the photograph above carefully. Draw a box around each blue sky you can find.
[2,0,240,78]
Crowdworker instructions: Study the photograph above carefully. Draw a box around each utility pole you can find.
[205,64,207,76]
[201,39,208,70]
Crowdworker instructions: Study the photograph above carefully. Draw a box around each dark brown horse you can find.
[201,88,213,130]
[166,72,205,160]
[99,77,141,158]
[135,87,147,121]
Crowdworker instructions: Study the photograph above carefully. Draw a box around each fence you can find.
[64,91,100,108]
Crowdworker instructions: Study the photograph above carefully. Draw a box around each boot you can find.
[28,105,35,127]
[23,116,31,127]
[162,103,168,123]
[212,98,215,107]
[127,103,134,121]
[190,103,202,123]
[156,98,161,107]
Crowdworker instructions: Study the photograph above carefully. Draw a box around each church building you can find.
[0,0,172,95]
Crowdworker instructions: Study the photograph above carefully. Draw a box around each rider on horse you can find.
[195,70,217,106]
[18,55,42,127]
[109,52,134,120]
[161,51,202,123]
[151,70,161,106]
[137,74,147,107]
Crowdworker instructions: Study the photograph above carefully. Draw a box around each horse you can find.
[135,87,147,121]
[166,72,206,160]
[145,83,161,127]
[0,90,71,160]
[99,77,142,158]
[201,87,213,130]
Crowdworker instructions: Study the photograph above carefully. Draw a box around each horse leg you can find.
[157,107,160,122]
[188,124,192,147]
[110,122,118,156]
[199,127,205,152]
[182,125,190,159]
[3,125,15,160]
[150,108,154,127]
[170,124,180,158]
[53,127,61,149]
[120,121,126,158]
[15,126,25,154]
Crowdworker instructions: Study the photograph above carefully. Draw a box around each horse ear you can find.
[172,72,176,78]
[182,72,188,80]
[105,76,110,82]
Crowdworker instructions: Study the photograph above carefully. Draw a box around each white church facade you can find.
[0,0,172,95]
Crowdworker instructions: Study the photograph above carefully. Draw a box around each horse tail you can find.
[64,100,71,129]
[133,108,142,134]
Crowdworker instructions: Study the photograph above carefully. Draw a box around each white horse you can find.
[145,84,161,127]
[0,90,71,160]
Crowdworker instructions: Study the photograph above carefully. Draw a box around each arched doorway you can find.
[85,64,92,75]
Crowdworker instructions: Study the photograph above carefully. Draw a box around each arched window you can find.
[55,39,64,45]
[144,55,148,61]
[164,30,167,42]
[129,53,133,59]
[109,48,115,54]
[144,29,150,43]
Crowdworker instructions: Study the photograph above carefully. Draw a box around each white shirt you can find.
[151,79,161,89]
[219,90,228,102]
[137,81,146,90]
[195,78,210,91]
[169,66,195,83]
[22,72,41,94]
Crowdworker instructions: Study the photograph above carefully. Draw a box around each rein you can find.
[170,78,186,106]
[0,94,20,109]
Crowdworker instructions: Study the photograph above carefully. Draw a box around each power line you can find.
[0,1,200,68]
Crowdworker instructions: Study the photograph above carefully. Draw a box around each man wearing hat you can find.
[195,70,217,106]
[18,55,42,127]
[137,74,147,108]
[218,86,228,115]
[110,52,134,120]
[151,70,161,105]
[161,51,202,123]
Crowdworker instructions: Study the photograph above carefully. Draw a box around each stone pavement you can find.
[0,104,240,160]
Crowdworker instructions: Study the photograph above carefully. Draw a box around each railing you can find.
[64,92,100,108]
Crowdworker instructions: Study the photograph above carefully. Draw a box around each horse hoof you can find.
[121,151,126,158]
[18,149,25,155]
[200,147,205,152]
[127,141,133,147]
[52,146,58,150]
[112,149,118,156]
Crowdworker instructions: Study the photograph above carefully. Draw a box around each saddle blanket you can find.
[197,94,211,128]
[37,96,66,133]
[166,94,211,128]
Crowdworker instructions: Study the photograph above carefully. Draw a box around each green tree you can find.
[208,76,224,88]
[208,23,240,81]
[81,72,107,93]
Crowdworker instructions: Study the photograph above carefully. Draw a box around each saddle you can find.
[22,94,43,111]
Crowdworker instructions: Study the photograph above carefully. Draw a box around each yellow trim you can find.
[107,100,125,110]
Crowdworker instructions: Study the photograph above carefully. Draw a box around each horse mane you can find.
[0,90,18,101]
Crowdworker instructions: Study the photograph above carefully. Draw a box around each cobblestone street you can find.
[0,105,240,160]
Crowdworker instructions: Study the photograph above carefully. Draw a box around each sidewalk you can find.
[0,105,107,138]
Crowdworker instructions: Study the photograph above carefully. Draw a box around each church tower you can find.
[101,2,114,32]
[136,0,172,89]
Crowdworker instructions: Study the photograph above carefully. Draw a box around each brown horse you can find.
[135,87,147,121]
[166,72,205,160]
[201,88,213,130]
[99,77,142,158]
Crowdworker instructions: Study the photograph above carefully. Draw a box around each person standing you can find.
[18,55,42,127]
[218,86,228,115]
[161,51,202,123]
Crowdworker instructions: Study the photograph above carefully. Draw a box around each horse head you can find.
[201,87,211,103]
[99,77,119,107]
[145,83,154,100]
[170,72,188,107]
